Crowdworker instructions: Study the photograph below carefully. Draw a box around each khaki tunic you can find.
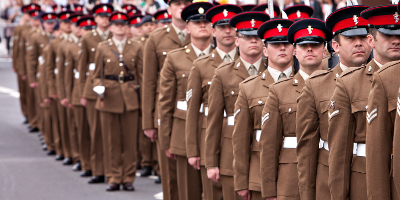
[296,65,343,200]
[366,60,400,200]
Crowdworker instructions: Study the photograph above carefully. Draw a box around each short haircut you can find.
[368,27,377,39]
[333,34,340,45]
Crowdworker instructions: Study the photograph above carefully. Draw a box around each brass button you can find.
[182,74,185,78]
[258,100,262,104]
[163,52,167,55]
[107,59,110,63]
[91,48,95,52]
[208,81,211,85]
[289,108,292,112]
[231,91,234,95]
[119,63,123,66]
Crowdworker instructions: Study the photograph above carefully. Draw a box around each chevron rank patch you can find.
[328,110,339,120]
[262,113,269,126]
[397,97,400,117]
[367,108,377,124]
[186,89,192,102]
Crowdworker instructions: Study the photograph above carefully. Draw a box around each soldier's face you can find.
[168,1,191,21]
[31,18,41,27]
[333,34,370,67]
[60,21,72,34]
[368,31,400,64]
[130,26,142,37]
[186,20,212,40]
[142,22,156,36]
[111,23,128,37]
[43,21,56,33]
[71,24,82,37]
[264,42,294,67]
[235,33,264,57]
[95,15,110,29]
[295,43,326,69]
[213,24,236,48]
[157,21,170,28]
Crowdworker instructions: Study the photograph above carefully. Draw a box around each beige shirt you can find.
[97,28,110,41]
[62,32,72,40]
[268,66,293,82]
[339,62,349,71]
[216,47,236,61]
[171,23,187,38]
[191,43,211,57]
[374,59,383,68]
[299,69,310,80]
[240,57,262,74]
[70,33,79,44]
[112,37,127,53]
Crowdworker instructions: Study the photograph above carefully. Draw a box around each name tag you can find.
[89,63,95,71]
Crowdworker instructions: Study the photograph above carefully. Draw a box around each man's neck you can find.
[191,38,211,51]
[98,26,108,32]
[113,35,126,41]
[172,19,186,31]
[373,51,388,66]
[269,61,292,72]
[216,42,235,53]
[299,63,322,76]
[240,52,262,65]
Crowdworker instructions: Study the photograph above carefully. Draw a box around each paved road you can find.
[0,62,162,200]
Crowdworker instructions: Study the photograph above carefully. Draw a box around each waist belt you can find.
[199,104,203,113]
[356,143,366,157]
[319,139,329,151]
[283,137,297,148]
[256,130,261,142]
[105,75,134,83]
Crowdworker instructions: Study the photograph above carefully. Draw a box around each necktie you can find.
[223,54,232,62]
[178,32,185,44]
[102,33,107,41]
[249,65,257,76]
[278,72,287,80]
[199,52,205,57]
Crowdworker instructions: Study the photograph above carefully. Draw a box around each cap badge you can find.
[198,7,204,14]
[137,17,141,22]
[277,24,282,32]
[87,19,91,24]
[66,13,70,18]
[48,14,51,19]
[118,13,121,19]
[164,12,168,18]
[223,9,228,17]
[353,15,358,25]
[152,17,155,21]
[127,6,131,10]
[31,5,35,9]
[296,10,301,18]
[103,6,107,11]
[77,16,81,20]
[307,25,313,34]
[265,8,269,15]
[394,12,399,23]
[251,19,255,27]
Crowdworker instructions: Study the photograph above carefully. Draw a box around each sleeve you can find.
[393,89,400,194]
[26,36,38,84]
[296,79,319,200]
[136,46,143,88]
[40,52,49,100]
[158,54,176,151]
[46,41,57,97]
[56,45,67,99]
[142,35,158,130]
[91,43,103,87]
[18,31,27,76]
[77,38,88,98]
[204,70,224,168]
[64,46,74,103]
[185,64,202,158]
[366,73,392,200]
[232,83,252,191]
[12,27,20,72]
[259,85,282,198]
[327,77,354,200]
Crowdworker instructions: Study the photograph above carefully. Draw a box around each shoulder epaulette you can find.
[309,69,330,79]
[98,40,108,46]
[378,60,400,73]
[216,61,234,69]
[243,75,258,83]
[167,47,185,55]
[340,65,364,77]
[273,76,293,85]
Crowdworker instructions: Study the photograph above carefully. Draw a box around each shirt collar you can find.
[112,37,127,47]
[97,28,110,37]
[216,47,236,61]
[240,57,262,72]
[374,59,383,68]
[191,43,211,57]
[70,34,79,43]
[62,32,71,39]
[171,23,187,36]
[299,69,310,80]
[339,62,348,72]
[268,66,293,82]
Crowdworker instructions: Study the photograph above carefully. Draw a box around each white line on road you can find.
[0,86,19,98]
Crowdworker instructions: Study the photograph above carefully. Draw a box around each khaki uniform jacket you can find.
[12,24,30,73]
[232,67,276,192]
[205,58,266,176]
[18,25,38,76]
[26,30,50,85]
[158,44,204,156]
[328,60,379,200]
[142,24,191,130]
[366,60,400,199]
[56,38,71,100]
[92,38,143,114]
[65,39,83,106]
[260,72,303,198]
[79,29,112,101]
[46,35,63,97]
[296,65,343,200]
[37,45,51,106]
[186,49,239,165]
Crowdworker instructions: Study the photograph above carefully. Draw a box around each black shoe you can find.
[122,182,134,191]
[55,154,64,161]
[80,170,92,177]
[42,144,47,151]
[29,127,39,133]
[140,166,152,177]
[47,150,56,155]
[136,162,142,170]
[88,175,105,184]
[23,117,29,124]
[63,157,73,165]
[106,183,120,191]
[72,161,81,171]
[155,176,161,184]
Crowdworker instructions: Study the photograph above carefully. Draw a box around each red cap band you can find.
[236,20,263,29]
[111,13,128,21]
[30,11,40,17]
[287,12,310,20]
[294,28,326,42]
[367,14,400,26]
[95,6,112,14]
[156,12,171,20]
[332,16,368,33]
[59,13,71,20]
[130,17,142,25]
[263,28,289,39]
[43,13,57,21]
[70,16,81,23]
[79,20,96,27]
[211,11,236,24]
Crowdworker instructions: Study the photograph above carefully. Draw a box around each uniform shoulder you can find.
[166,46,186,56]
[82,30,95,39]
[149,26,168,38]
[340,65,364,78]
[216,61,234,70]
[128,37,142,46]
[309,69,330,79]
[242,75,258,83]
[193,53,212,63]
[97,40,109,47]
[272,76,293,86]
[377,60,400,74]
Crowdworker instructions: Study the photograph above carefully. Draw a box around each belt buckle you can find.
[118,72,124,83]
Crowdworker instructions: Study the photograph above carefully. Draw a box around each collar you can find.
[268,66,293,82]
[299,69,310,80]
[374,59,383,68]
[62,32,72,39]
[112,37,127,47]
[216,47,236,61]
[97,28,110,37]
[339,62,348,72]
[70,34,79,43]
[240,57,262,72]
[191,43,211,57]
[171,23,187,36]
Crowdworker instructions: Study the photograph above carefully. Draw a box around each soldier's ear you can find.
[263,46,268,57]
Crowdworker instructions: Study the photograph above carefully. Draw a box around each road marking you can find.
[0,86,19,98]
[154,192,163,199]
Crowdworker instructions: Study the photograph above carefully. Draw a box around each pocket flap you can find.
[388,98,397,112]
[223,87,239,97]
[249,97,267,108]
[351,100,368,113]
[320,100,330,114]
[279,103,297,115]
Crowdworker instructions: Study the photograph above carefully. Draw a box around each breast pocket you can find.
[176,71,189,99]
[319,100,330,128]
[279,103,297,135]
[223,87,239,115]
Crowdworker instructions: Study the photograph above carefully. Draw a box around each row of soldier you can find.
[12,0,400,200]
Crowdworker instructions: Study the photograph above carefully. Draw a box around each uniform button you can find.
[182,74,185,77]
[258,100,262,104]
[163,52,166,55]
[119,63,123,66]
[40,44,44,48]
[231,91,234,95]
[368,66,372,72]
[208,81,211,85]
[336,73,339,77]
[107,59,110,63]
[289,108,292,112]
[366,106,368,109]
[119,55,123,58]
[262,73,265,78]
[294,79,298,84]
[91,48,95,52]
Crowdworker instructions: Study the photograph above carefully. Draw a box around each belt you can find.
[353,143,357,155]
[283,137,297,148]
[227,116,234,126]
[105,75,134,83]
[319,139,329,151]
[356,143,366,157]
[256,130,261,142]
[199,104,203,113]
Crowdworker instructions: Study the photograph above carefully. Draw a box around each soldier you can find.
[142,0,191,197]
[64,13,94,178]
[159,3,214,200]
[206,11,268,200]
[296,5,371,200]
[250,3,281,17]
[78,3,113,184]
[283,4,314,21]
[129,13,144,38]
[360,4,400,199]
[92,11,142,192]
[328,4,400,200]
[260,18,332,200]
[154,9,172,28]
[185,4,241,200]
